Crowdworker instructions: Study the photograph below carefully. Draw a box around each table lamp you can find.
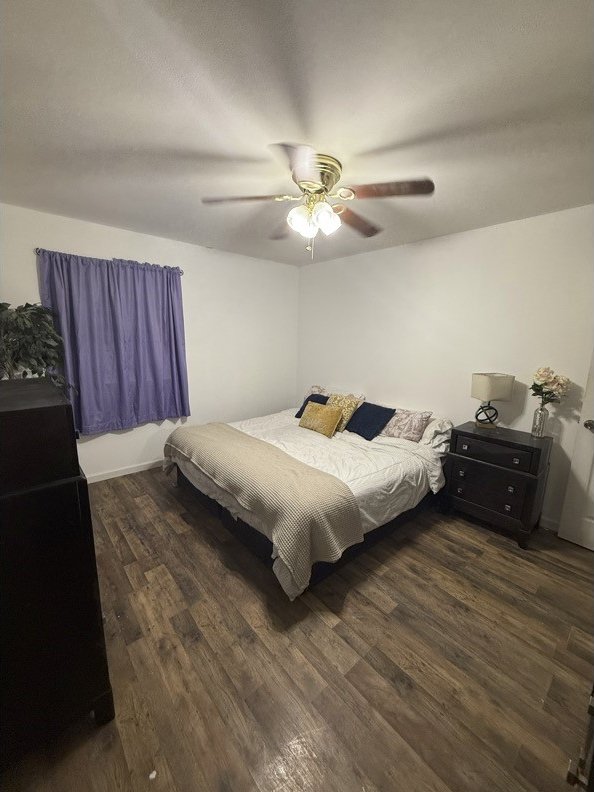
[471,373,515,427]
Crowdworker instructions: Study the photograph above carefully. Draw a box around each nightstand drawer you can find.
[448,459,527,518]
[454,435,532,472]
[450,483,524,519]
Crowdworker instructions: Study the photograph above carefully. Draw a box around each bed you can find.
[164,408,449,599]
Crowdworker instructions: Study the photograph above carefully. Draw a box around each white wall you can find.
[0,203,299,481]
[298,205,594,528]
[2,202,592,528]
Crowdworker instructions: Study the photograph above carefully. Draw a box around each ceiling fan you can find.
[201,143,435,252]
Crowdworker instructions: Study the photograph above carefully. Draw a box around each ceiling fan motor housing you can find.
[293,153,342,195]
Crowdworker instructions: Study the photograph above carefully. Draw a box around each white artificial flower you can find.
[534,366,554,385]
[553,376,570,396]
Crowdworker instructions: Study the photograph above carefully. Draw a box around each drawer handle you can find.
[458,470,465,478]
[456,487,464,495]
[507,485,515,494]
[504,504,512,512]
[461,443,469,451]
[512,457,520,465]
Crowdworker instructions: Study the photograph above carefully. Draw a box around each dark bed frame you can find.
[175,464,444,589]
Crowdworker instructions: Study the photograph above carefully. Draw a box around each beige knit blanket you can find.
[164,423,363,597]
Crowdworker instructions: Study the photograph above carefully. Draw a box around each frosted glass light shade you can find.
[471,373,515,402]
[312,202,341,235]
[287,205,318,239]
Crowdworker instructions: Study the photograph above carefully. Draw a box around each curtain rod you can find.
[34,248,183,275]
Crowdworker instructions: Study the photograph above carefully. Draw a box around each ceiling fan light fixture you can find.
[203,145,436,251]
[287,204,318,239]
[312,201,341,235]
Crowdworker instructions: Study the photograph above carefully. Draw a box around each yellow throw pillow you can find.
[327,393,364,432]
[299,402,343,438]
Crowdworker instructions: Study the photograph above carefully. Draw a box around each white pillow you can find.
[419,417,453,455]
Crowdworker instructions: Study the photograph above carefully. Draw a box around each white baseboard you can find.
[539,515,559,533]
[85,459,163,484]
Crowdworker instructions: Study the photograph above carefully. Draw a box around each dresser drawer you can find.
[448,458,527,518]
[454,435,532,472]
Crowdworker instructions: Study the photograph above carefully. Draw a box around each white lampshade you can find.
[471,373,515,402]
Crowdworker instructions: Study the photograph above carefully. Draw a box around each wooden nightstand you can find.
[445,422,553,548]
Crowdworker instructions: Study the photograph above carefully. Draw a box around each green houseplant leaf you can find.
[0,302,68,389]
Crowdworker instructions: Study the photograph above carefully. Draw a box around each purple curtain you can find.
[38,249,190,435]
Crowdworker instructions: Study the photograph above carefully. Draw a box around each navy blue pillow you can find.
[295,393,329,418]
[345,401,396,441]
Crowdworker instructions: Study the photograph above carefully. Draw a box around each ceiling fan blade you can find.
[347,179,435,199]
[271,142,318,183]
[202,194,294,205]
[340,208,382,237]
[269,219,289,241]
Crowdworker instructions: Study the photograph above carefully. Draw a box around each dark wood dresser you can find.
[0,379,114,763]
[445,421,552,547]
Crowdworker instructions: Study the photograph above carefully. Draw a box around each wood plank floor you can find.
[3,468,593,792]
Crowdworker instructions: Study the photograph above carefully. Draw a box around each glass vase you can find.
[531,405,549,437]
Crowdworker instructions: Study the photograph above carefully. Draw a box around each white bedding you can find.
[229,408,445,533]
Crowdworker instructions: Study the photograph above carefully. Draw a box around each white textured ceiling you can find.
[2,1,592,265]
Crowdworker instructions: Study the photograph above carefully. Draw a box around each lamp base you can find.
[475,401,499,428]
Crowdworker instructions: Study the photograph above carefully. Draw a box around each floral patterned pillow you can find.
[302,384,330,402]
[327,393,364,432]
[381,408,433,442]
